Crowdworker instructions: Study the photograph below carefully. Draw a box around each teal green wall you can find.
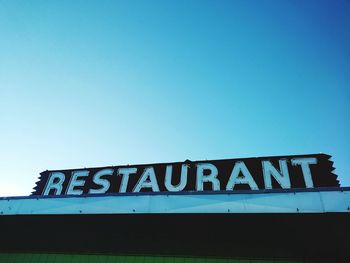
[0,253,301,263]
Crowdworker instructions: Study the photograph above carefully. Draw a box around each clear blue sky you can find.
[0,0,349,196]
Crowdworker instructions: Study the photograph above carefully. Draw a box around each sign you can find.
[32,154,339,196]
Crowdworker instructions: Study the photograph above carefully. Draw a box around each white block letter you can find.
[43,172,65,195]
[262,159,291,189]
[117,167,137,193]
[66,170,89,195]
[164,164,188,192]
[89,168,113,194]
[291,158,317,188]
[133,167,159,192]
[196,163,220,191]
[226,161,258,190]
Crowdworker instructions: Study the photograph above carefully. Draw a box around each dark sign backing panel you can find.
[31,153,338,196]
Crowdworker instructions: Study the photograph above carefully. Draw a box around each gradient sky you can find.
[0,0,349,196]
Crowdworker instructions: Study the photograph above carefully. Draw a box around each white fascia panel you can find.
[0,190,349,215]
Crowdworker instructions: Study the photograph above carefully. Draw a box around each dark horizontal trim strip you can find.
[2,186,349,200]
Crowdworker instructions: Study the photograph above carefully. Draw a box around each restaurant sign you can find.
[32,154,339,196]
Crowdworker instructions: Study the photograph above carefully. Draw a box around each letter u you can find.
[164,164,188,191]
